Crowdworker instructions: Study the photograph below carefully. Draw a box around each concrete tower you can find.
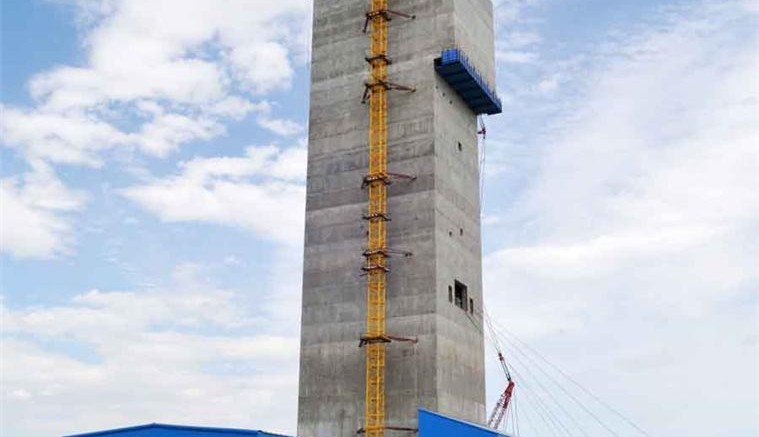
[298,1,499,436]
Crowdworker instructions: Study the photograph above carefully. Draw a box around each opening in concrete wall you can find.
[454,280,468,311]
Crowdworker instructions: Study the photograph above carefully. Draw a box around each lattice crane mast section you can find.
[488,352,516,430]
[364,1,389,437]
[362,2,416,436]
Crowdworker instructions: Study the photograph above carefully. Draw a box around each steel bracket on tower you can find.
[362,173,392,187]
[362,247,413,258]
[362,212,391,221]
[359,334,418,347]
[387,172,417,182]
[362,10,416,33]
[362,81,416,103]
[365,54,392,65]
[361,263,390,273]
[362,173,416,188]
[356,426,418,435]
[384,248,412,257]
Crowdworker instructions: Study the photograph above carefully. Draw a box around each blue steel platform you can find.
[434,48,503,115]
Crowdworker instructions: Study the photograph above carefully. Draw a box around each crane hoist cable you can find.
[478,115,487,208]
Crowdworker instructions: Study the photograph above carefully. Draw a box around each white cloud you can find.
[30,60,226,111]
[4,0,308,164]
[32,0,307,111]
[230,41,295,95]
[0,266,299,437]
[0,166,86,259]
[4,0,308,149]
[495,30,542,66]
[1,0,308,258]
[496,49,538,64]
[484,1,758,435]
[504,31,543,48]
[223,255,242,266]
[122,144,307,244]
[494,0,544,25]
[133,113,224,157]
[207,97,269,120]
[535,75,559,94]
[0,106,129,167]
[0,104,265,166]
[256,115,305,137]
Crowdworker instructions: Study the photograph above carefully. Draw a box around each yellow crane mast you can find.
[361,1,415,436]
[363,2,390,436]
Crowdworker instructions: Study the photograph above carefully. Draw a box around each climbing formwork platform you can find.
[435,48,502,115]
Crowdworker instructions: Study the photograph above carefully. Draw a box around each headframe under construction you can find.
[298,1,500,435]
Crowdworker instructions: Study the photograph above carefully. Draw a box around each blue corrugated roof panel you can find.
[63,423,293,437]
[66,412,519,437]
[418,409,515,437]
[434,49,502,115]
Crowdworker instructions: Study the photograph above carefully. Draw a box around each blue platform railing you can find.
[434,48,502,115]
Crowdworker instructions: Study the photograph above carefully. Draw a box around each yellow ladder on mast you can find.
[361,1,416,436]
[364,1,389,436]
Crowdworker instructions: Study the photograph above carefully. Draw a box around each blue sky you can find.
[1,1,757,436]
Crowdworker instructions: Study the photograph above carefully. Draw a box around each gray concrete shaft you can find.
[298,1,496,436]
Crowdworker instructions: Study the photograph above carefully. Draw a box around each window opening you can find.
[454,280,468,311]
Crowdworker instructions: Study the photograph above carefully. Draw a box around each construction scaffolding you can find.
[362,2,390,436]
[360,1,414,436]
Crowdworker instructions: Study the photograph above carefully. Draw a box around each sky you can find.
[0,0,757,436]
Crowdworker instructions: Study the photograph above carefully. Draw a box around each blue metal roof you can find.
[65,412,516,437]
[63,423,293,437]
[434,48,502,115]
[418,409,515,437]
